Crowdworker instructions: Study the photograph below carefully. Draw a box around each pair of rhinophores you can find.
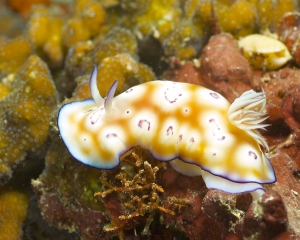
[57,66,276,200]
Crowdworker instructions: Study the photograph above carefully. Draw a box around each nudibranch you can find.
[58,66,276,200]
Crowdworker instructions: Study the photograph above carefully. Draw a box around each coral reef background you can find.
[0,0,300,239]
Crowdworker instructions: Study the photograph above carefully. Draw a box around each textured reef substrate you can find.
[0,0,300,239]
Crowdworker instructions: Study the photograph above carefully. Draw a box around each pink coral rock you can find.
[199,33,252,102]
[242,190,288,239]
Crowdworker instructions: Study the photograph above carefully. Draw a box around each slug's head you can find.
[57,66,122,168]
[89,65,118,114]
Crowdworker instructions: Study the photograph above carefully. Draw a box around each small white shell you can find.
[238,34,292,70]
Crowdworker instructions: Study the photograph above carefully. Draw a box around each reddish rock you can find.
[278,12,300,66]
[162,57,205,86]
[252,68,300,136]
[282,84,300,140]
[242,190,288,240]
[199,33,252,102]
[267,146,300,237]
[33,180,110,240]
[202,190,245,231]
[160,167,240,240]
[160,166,207,240]
[25,195,80,239]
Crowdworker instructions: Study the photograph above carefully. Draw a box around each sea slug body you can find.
[57,66,276,200]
